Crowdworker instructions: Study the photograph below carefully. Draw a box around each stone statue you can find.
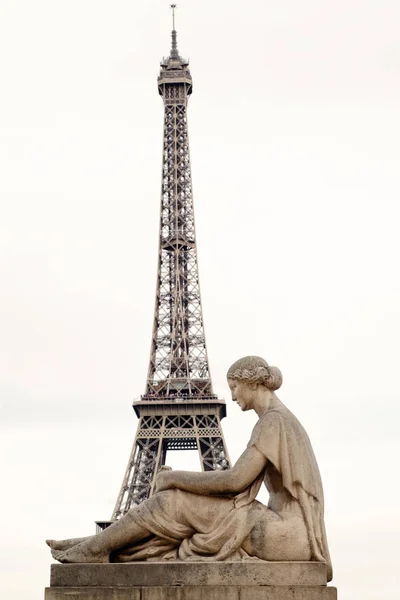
[47,356,332,581]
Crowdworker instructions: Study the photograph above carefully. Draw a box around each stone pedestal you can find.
[45,562,337,599]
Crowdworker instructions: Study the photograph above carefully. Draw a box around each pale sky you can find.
[1,1,399,599]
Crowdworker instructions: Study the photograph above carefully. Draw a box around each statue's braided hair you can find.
[227,356,282,391]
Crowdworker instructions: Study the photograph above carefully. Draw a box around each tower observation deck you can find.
[100,14,231,527]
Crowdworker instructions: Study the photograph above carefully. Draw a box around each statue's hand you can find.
[154,468,175,493]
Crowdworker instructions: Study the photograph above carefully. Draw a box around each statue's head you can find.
[226,356,282,391]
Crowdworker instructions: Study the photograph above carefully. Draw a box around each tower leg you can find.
[111,412,230,520]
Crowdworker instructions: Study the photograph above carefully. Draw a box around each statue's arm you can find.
[155,445,267,496]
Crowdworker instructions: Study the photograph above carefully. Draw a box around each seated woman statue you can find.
[47,356,332,581]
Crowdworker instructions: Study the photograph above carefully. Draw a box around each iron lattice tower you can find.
[110,22,230,522]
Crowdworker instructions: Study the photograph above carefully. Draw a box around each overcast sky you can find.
[1,1,399,599]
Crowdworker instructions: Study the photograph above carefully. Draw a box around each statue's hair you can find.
[226,356,283,391]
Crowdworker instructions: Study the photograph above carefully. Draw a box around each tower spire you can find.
[170,4,179,58]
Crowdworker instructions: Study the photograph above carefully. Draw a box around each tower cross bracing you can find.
[108,23,230,522]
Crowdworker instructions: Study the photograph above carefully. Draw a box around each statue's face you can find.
[227,378,254,412]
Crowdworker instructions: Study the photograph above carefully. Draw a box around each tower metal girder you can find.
[147,96,209,397]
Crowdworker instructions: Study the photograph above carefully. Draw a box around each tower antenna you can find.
[170,4,177,31]
[169,4,179,57]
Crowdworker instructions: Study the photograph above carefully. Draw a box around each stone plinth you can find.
[45,562,337,600]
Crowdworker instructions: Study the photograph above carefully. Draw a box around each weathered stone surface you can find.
[45,585,337,600]
[140,587,337,600]
[239,588,337,600]
[141,588,238,600]
[45,589,140,600]
[50,561,327,588]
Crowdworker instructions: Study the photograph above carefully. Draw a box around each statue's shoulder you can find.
[250,408,285,441]
[259,406,287,426]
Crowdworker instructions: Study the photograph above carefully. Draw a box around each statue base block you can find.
[45,562,337,599]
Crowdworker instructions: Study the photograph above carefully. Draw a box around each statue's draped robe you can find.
[114,404,332,581]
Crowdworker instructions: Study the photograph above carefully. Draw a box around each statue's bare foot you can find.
[47,539,75,551]
[52,543,109,564]
[46,537,91,551]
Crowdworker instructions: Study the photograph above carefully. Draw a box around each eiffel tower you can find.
[97,10,230,530]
